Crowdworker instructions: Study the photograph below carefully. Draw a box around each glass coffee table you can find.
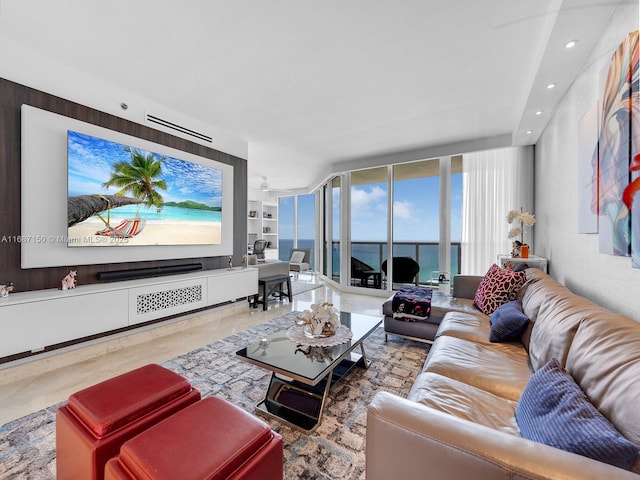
[236,311,382,432]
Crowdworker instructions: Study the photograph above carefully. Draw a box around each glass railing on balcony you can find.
[333,241,461,289]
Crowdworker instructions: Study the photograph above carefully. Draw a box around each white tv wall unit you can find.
[248,200,278,259]
[0,267,258,360]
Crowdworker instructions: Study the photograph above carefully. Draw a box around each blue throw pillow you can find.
[489,300,529,342]
[515,358,638,470]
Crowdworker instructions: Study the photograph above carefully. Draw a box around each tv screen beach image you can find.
[67,130,223,247]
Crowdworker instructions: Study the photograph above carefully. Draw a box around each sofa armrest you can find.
[452,275,482,299]
[366,392,638,480]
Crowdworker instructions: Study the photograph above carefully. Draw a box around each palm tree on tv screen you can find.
[102,147,168,212]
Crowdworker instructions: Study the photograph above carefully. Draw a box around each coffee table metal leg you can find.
[253,340,374,432]
[255,369,334,433]
[359,342,372,368]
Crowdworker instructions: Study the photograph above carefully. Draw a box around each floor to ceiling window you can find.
[450,156,463,276]
[278,196,294,261]
[392,159,440,286]
[278,194,316,269]
[322,184,328,277]
[331,176,341,283]
[297,193,316,269]
[317,156,463,290]
[350,167,388,289]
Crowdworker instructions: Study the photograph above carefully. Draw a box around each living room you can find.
[1,1,639,479]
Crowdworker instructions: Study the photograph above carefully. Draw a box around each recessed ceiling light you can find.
[565,40,578,49]
[535,110,543,116]
[526,130,533,135]
[546,83,556,90]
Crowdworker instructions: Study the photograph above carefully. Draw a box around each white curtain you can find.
[461,146,534,275]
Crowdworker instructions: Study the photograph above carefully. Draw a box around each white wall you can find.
[535,3,640,322]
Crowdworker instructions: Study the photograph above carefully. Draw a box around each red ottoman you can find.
[104,396,284,480]
[56,364,201,480]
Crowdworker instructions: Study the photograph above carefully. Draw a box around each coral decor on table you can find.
[286,302,353,346]
[295,302,341,337]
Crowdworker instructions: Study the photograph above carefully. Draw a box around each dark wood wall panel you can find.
[0,77,248,292]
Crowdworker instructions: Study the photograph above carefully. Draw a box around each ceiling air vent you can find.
[145,113,213,143]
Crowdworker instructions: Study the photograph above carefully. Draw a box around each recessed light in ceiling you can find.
[546,83,556,90]
[535,110,543,116]
[565,40,578,49]
[526,130,533,135]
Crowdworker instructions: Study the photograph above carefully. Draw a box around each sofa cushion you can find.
[515,358,638,470]
[408,372,519,435]
[528,293,610,371]
[436,311,491,344]
[424,335,531,401]
[290,250,306,263]
[489,300,529,343]
[565,313,640,454]
[519,268,571,351]
[473,264,526,315]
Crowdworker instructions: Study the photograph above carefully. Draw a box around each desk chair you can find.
[253,239,269,259]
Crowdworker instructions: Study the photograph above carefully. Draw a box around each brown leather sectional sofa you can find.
[368,268,640,479]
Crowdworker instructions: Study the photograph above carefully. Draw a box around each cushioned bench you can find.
[56,364,201,480]
[253,274,292,311]
[104,396,284,480]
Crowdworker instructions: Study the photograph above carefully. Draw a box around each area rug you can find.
[0,312,429,480]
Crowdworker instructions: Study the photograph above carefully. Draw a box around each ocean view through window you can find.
[278,157,462,288]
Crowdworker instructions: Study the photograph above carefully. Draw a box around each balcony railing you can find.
[332,241,461,288]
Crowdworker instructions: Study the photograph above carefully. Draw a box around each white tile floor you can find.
[0,274,385,425]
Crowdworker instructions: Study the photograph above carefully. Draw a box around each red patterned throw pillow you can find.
[474,264,527,315]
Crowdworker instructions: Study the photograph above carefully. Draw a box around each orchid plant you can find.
[507,208,536,245]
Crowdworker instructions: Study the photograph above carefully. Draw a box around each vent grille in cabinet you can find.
[136,285,203,315]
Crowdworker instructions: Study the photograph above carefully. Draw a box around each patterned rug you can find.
[0,311,428,480]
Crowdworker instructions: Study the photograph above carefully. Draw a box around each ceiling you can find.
[0,0,624,192]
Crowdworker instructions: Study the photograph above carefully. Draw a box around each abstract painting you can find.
[625,31,639,267]
[578,102,599,234]
[597,31,637,257]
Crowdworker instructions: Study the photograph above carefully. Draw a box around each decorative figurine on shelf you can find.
[242,254,247,268]
[228,256,233,269]
[511,240,523,258]
[61,270,77,290]
[1,281,14,298]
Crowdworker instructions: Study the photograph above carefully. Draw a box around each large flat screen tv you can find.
[67,130,223,247]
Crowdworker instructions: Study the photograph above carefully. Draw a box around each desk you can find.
[497,254,548,273]
[250,260,290,279]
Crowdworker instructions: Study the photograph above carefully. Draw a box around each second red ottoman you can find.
[104,396,284,480]
[56,364,201,480]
